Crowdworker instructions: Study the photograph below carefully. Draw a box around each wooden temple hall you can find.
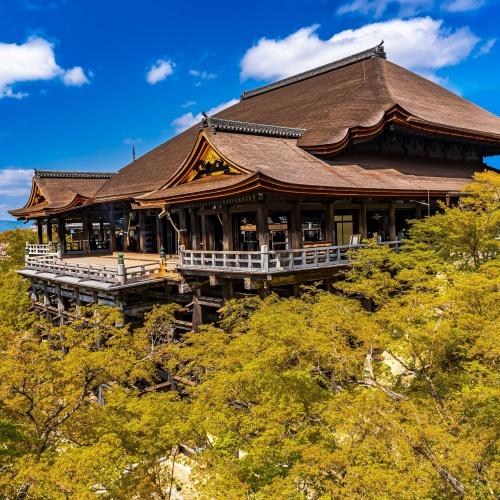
[11,43,500,328]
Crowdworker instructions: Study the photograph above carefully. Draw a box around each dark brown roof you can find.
[96,50,500,201]
[9,171,113,218]
[137,130,476,205]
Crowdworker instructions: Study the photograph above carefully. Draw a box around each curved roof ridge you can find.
[240,41,386,100]
[35,170,114,179]
[201,115,306,138]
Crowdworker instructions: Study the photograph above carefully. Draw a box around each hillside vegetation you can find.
[0,172,498,499]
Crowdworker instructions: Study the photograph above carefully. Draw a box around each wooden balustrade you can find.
[26,243,57,256]
[24,241,401,282]
[24,254,162,285]
[179,241,401,273]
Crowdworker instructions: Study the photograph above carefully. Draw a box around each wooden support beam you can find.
[178,208,189,248]
[109,206,116,252]
[123,208,130,250]
[289,202,301,249]
[55,284,65,327]
[359,201,367,239]
[99,221,105,242]
[37,219,43,244]
[389,201,397,241]
[190,208,200,250]
[200,214,209,250]
[257,202,269,248]
[82,211,90,254]
[47,216,53,242]
[138,210,146,253]
[222,279,234,300]
[42,282,50,320]
[325,201,336,245]
[156,211,163,254]
[222,206,234,251]
[57,217,66,254]
[191,290,202,332]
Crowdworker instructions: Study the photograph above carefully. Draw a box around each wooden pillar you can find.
[122,208,129,250]
[156,212,163,253]
[289,201,301,249]
[37,219,43,244]
[191,290,202,332]
[55,284,65,327]
[190,208,200,250]
[257,202,269,248]
[57,217,66,254]
[47,216,53,242]
[221,279,234,300]
[42,282,50,320]
[200,214,209,250]
[99,221,105,243]
[325,201,336,245]
[74,288,82,318]
[109,206,116,252]
[178,208,189,248]
[82,211,90,254]
[415,204,422,219]
[138,210,146,253]
[222,206,234,251]
[389,201,396,241]
[359,201,367,239]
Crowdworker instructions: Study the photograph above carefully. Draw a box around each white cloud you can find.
[240,18,479,83]
[171,98,239,133]
[476,38,496,56]
[338,0,433,18]
[189,69,218,80]
[0,168,34,197]
[62,66,90,86]
[123,137,142,145]
[146,59,174,84]
[0,36,90,99]
[337,0,486,16]
[181,100,197,108]
[442,0,485,11]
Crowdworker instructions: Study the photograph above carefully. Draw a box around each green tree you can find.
[162,172,499,498]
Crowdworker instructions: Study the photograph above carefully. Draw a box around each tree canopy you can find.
[0,172,498,498]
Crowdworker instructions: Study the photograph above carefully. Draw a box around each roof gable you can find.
[9,171,113,219]
[94,46,500,200]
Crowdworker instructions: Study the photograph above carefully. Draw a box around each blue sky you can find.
[1,0,499,219]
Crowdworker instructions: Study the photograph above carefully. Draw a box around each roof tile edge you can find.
[201,115,306,139]
[34,170,115,179]
[240,41,386,100]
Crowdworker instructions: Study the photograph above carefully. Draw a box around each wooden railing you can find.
[26,243,57,256]
[24,254,162,285]
[179,241,401,273]
[65,239,110,253]
[124,262,163,282]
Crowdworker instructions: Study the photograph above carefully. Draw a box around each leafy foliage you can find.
[0,173,498,498]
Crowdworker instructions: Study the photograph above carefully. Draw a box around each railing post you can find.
[25,242,29,265]
[260,245,269,273]
[117,253,126,285]
[57,243,62,259]
[159,246,166,275]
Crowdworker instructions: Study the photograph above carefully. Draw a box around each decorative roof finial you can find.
[373,40,386,59]
[201,112,215,133]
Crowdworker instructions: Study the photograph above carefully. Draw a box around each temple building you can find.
[10,43,500,328]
